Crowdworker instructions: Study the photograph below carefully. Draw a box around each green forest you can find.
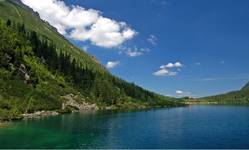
[0,0,184,121]
[199,83,249,104]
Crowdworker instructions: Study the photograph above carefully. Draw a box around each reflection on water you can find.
[0,105,249,149]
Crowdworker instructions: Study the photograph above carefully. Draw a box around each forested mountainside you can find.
[199,82,249,104]
[0,0,184,121]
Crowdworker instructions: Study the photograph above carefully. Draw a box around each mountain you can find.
[0,0,184,121]
[241,82,249,91]
[199,82,249,104]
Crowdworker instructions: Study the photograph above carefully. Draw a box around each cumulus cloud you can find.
[147,34,158,45]
[21,0,136,48]
[153,68,177,76]
[160,62,183,69]
[106,61,120,69]
[153,62,183,77]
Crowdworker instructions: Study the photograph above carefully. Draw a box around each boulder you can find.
[62,94,99,111]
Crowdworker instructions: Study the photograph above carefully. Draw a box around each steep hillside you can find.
[241,82,249,91]
[0,0,184,121]
[0,0,105,72]
[199,82,249,104]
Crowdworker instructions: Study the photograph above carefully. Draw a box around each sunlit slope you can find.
[0,0,105,72]
[200,82,249,104]
[0,0,184,121]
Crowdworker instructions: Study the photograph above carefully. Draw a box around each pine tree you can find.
[6,19,11,27]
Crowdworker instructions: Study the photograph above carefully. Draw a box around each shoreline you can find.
[0,121,8,128]
[0,103,186,125]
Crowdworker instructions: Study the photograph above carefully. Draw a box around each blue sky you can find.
[22,0,249,97]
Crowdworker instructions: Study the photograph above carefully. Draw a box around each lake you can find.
[0,105,249,149]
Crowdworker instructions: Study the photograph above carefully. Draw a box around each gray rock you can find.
[62,94,99,111]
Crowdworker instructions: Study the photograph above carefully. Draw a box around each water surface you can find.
[0,105,249,149]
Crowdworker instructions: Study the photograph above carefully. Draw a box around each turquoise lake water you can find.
[0,105,249,149]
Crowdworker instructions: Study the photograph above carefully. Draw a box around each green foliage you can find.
[199,83,249,104]
[0,2,184,120]
[0,0,105,73]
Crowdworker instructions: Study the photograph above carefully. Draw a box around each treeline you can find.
[200,88,249,104]
[1,19,181,107]
[4,19,124,105]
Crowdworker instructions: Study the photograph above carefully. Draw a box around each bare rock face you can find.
[18,64,26,74]
[62,94,99,111]
[24,73,30,81]
[18,64,30,82]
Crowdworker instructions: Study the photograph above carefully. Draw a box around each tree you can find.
[6,19,11,27]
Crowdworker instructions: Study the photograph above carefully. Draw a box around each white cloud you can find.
[166,63,175,68]
[153,62,183,77]
[160,62,183,69]
[147,34,158,45]
[195,62,201,66]
[176,90,191,96]
[176,90,184,94]
[153,68,177,76]
[174,62,183,68]
[118,46,150,57]
[106,61,120,69]
[21,0,136,48]
[125,50,143,57]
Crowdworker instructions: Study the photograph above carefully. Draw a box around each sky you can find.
[21,0,249,98]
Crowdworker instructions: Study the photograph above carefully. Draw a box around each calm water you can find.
[0,105,249,149]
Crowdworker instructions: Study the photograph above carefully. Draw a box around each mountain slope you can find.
[0,0,184,121]
[0,0,105,72]
[199,82,249,104]
[241,82,249,91]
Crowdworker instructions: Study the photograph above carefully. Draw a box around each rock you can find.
[62,94,99,111]
[18,64,30,82]
[104,105,117,110]
[22,111,59,119]
[25,73,30,81]
[19,64,26,73]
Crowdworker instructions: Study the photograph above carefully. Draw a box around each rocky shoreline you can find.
[0,94,184,124]
[20,95,100,120]
[22,111,60,119]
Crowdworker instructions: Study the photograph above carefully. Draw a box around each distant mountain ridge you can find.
[199,82,249,104]
[241,82,249,91]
